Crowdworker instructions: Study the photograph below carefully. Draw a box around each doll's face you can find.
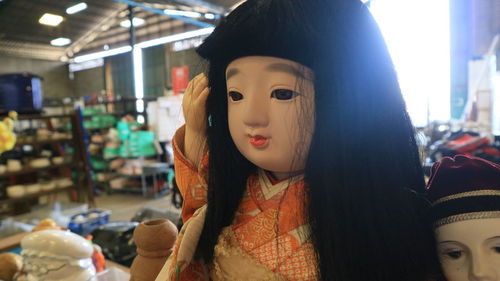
[435,218,500,281]
[226,56,315,178]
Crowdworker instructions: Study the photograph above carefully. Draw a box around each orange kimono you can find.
[156,126,318,281]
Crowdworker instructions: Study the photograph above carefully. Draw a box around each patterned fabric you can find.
[156,126,318,281]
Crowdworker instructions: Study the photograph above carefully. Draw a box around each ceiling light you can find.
[164,9,202,18]
[50,37,71,46]
[72,28,212,63]
[66,2,87,14]
[73,45,132,63]
[120,17,145,28]
[39,13,64,26]
[135,27,213,49]
[204,13,215,20]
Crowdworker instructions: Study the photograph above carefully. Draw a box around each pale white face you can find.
[435,218,500,281]
[226,56,315,179]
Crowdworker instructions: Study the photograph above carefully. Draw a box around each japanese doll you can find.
[156,0,439,280]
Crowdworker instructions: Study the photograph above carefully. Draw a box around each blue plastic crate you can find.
[68,209,111,236]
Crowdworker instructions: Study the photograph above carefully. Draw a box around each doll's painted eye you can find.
[271,89,299,100]
[493,246,500,254]
[444,251,463,259]
[228,91,244,101]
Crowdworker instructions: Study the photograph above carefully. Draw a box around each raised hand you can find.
[182,73,210,167]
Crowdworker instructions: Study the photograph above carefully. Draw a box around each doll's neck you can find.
[267,170,304,183]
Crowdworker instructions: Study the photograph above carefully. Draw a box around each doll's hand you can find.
[183,73,209,133]
[183,73,209,167]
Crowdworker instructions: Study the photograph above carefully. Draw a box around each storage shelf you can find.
[109,187,143,193]
[15,138,73,147]
[17,114,73,120]
[83,111,141,117]
[0,186,75,204]
[84,97,156,106]
[109,187,171,197]
[0,162,73,178]
[0,109,95,217]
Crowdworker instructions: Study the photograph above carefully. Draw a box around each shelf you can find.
[109,187,171,197]
[85,126,119,131]
[84,97,157,106]
[0,186,75,204]
[118,168,170,178]
[0,162,73,178]
[96,175,119,183]
[17,114,73,120]
[84,111,139,117]
[15,138,73,147]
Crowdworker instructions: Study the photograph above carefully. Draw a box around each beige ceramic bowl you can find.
[7,185,26,198]
[7,159,22,172]
[30,158,51,168]
[40,181,56,191]
[56,178,73,189]
[25,184,41,194]
[52,157,64,165]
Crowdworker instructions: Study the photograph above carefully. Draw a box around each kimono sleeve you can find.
[172,125,208,222]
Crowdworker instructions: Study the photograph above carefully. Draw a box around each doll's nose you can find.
[469,254,496,281]
[242,95,269,127]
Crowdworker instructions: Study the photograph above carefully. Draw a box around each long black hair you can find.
[196,0,440,280]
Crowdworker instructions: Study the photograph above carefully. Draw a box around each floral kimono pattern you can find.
[156,126,318,281]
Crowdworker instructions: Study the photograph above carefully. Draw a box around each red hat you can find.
[426,154,500,228]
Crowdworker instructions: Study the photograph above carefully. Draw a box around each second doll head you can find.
[427,155,500,281]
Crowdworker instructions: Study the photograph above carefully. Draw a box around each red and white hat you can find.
[426,155,500,228]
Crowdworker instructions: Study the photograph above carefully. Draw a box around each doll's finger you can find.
[192,75,208,98]
[189,73,205,92]
[196,87,210,107]
[185,77,198,96]
[185,73,203,95]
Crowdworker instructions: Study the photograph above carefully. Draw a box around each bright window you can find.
[370,0,450,126]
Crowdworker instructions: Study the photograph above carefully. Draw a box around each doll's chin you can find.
[247,158,305,175]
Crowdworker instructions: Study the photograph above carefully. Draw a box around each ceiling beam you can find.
[168,0,225,14]
[0,40,64,61]
[65,8,125,58]
[112,0,214,28]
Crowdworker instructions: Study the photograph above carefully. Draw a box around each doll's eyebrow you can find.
[226,68,240,80]
[486,236,500,241]
[438,240,459,244]
[266,63,306,79]
[226,64,311,80]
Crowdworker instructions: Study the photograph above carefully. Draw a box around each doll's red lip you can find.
[249,135,269,147]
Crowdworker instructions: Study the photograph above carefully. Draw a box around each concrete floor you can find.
[94,192,180,222]
[29,190,181,225]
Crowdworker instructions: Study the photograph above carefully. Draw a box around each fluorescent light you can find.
[136,100,144,113]
[73,45,132,63]
[39,13,64,26]
[66,2,87,14]
[135,27,213,49]
[72,27,213,63]
[50,37,71,46]
[164,9,202,18]
[69,58,104,72]
[120,17,145,28]
[133,47,144,99]
[204,13,215,20]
